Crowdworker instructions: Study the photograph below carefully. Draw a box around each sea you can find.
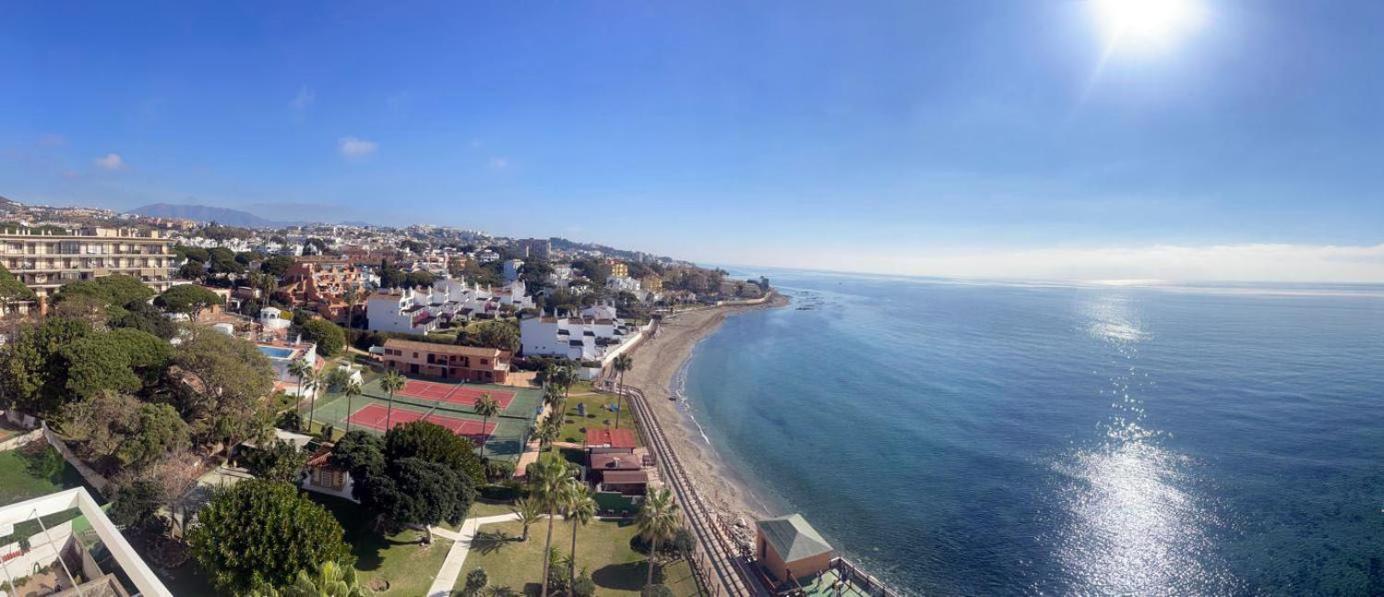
[676,269,1384,595]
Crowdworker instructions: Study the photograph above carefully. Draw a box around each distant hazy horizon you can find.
[4,1,1383,281]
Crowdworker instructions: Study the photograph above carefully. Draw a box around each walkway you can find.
[427,513,521,597]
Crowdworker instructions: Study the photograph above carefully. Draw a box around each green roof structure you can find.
[758,513,833,562]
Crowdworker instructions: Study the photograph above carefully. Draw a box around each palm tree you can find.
[564,480,597,588]
[611,354,633,429]
[379,370,406,432]
[542,385,565,425]
[288,357,312,421]
[536,415,562,449]
[342,380,363,434]
[512,496,543,542]
[301,370,321,436]
[636,487,680,588]
[474,393,501,459]
[284,560,366,597]
[530,454,570,597]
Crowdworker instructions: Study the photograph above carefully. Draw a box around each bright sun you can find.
[1093,0,1204,48]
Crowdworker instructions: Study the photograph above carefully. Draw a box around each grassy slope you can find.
[457,518,698,596]
[310,493,452,596]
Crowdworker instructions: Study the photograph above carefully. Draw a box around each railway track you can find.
[611,380,764,597]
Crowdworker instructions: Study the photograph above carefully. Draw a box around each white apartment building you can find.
[520,306,643,363]
[605,275,642,293]
[366,277,534,335]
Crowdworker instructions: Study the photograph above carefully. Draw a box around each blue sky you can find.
[3,1,1383,281]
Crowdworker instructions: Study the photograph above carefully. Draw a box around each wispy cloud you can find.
[93,153,126,171]
[338,137,377,159]
[291,86,315,111]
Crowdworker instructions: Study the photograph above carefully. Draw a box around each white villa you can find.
[520,303,647,364]
[366,277,534,335]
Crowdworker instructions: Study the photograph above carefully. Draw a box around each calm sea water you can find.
[681,270,1384,595]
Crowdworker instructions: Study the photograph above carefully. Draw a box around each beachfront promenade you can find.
[602,378,766,597]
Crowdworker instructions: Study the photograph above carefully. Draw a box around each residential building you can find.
[380,338,511,383]
[517,238,551,260]
[254,336,319,397]
[584,427,637,455]
[520,307,646,364]
[0,227,175,307]
[366,277,532,335]
[605,259,629,278]
[279,256,366,324]
[640,274,663,292]
[606,275,641,293]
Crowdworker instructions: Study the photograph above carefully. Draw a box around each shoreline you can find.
[621,293,791,544]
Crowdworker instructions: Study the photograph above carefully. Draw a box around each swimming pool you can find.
[258,346,296,359]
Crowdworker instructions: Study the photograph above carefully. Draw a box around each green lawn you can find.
[456,518,699,597]
[556,391,639,446]
[469,498,519,519]
[310,493,453,595]
[0,444,87,506]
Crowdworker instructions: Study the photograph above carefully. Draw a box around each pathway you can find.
[427,513,522,596]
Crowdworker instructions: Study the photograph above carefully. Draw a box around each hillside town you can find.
[0,196,886,597]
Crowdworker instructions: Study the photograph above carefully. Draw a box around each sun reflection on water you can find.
[1051,295,1238,594]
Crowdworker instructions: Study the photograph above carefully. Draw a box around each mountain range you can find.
[129,203,285,228]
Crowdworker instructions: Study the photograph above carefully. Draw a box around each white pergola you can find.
[0,487,171,597]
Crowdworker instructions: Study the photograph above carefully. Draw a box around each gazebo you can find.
[755,513,835,585]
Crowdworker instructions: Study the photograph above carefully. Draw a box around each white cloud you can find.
[291,86,315,110]
[93,153,125,171]
[726,243,1384,284]
[488,157,510,170]
[338,137,377,159]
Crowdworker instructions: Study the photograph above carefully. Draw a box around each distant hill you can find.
[130,203,281,228]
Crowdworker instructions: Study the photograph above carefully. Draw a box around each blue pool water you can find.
[683,270,1384,594]
[258,345,296,359]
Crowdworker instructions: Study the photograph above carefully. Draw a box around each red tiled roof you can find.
[585,427,637,450]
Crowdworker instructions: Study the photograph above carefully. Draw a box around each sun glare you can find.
[1093,0,1204,49]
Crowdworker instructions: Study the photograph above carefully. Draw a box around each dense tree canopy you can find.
[367,457,474,529]
[0,317,93,415]
[111,299,180,339]
[189,479,352,594]
[59,393,188,470]
[243,439,308,483]
[171,327,276,447]
[458,320,520,353]
[52,274,156,310]
[385,420,485,484]
[0,263,35,304]
[301,318,346,357]
[404,270,435,288]
[261,255,296,277]
[155,284,224,316]
[62,328,171,399]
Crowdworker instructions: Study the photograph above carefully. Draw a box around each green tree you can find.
[244,439,308,482]
[52,274,155,311]
[459,320,520,353]
[301,369,321,436]
[385,420,485,484]
[364,457,475,531]
[288,358,313,419]
[612,354,634,429]
[463,568,489,596]
[301,318,347,357]
[111,299,179,339]
[404,270,436,288]
[253,560,368,597]
[188,479,352,594]
[529,454,570,597]
[117,403,190,469]
[261,255,296,277]
[473,393,500,459]
[62,328,171,400]
[636,487,680,588]
[172,327,276,448]
[207,247,245,275]
[178,261,207,281]
[330,431,385,500]
[0,263,35,309]
[564,480,597,588]
[512,497,542,542]
[341,380,362,434]
[379,370,406,432]
[154,284,224,318]
[0,317,93,415]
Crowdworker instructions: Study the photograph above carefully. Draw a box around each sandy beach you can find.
[620,294,790,536]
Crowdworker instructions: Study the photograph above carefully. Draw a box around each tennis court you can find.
[347,403,496,443]
[307,373,543,461]
[396,379,517,409]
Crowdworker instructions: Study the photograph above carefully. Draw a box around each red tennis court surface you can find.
[396,380,515,409]
[347,403,495,443]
